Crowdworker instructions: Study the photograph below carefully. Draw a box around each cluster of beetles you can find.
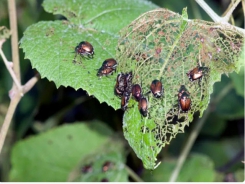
[81,160,113,181]
[74,41,208,117]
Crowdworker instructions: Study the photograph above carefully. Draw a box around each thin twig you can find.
[169,83,233,182]
[195,0,222,22]
[124,165,144,182]
[242,0,245,18]
[0,48,23,95]
[8,0,20,81]
[22,73,40,94]
[222,0,241,22]
[0,96,21,155]
[195,0,245,35]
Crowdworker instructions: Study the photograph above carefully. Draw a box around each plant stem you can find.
[195,0,245,35]
[8,0,21,82]
[0,48,23,94]
[195,0,221,22]
[0,0,39,155]
[169,83,233,182]
[222,0,241,22]
[0,96,21,155]
[124,165,144,182]
[242,0,245,18]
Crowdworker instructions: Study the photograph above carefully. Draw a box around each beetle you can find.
[132,84,142,102]
[138,97,148,117]
[102,58,117,69]
[114,73,126,97]
[101,178,109,182]
[186,66,207,81]
[81,164,93,173]
[150,79,163,98]
[102,161,113,172]
[121,92,130,111]
[74,41,94,62]
[178,91,191,112]
[124,71,133,93]
[97,66,114,78]
[75,41,94,58]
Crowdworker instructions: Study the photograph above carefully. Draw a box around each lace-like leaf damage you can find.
[116,8,244,169]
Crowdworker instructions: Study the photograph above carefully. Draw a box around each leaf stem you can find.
[195,0,245,34]
[168,83,233,182]
[0,48,23,94]
[0,96,21,156]
[8,0,21,82]
[0,0,40,156]
[124,165,144,182]
[222,0,241,23]
[195,0,221,23]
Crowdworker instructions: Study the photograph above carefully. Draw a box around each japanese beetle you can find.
[178,91,191,112]
[150,79,163,98]
[97,67,115,78]
[76,41,94,57]
[121,92,130,111]
[114,73,126,97]
[138,97,148,117]
[132,84,142,102]
[124,71,133,93]
[81,164,93,173]
[102,161,113,172]
[74,41,94,62]
[186,66,207,81]
[102,58,117,69]
[101,178,109,182]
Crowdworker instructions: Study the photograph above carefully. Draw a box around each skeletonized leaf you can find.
[117,8,244,169]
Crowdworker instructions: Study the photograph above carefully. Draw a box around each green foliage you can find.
[20,0,157,109]
[142,153,215,182]
[192,136,244,171]
[69,140,128,182]
[19,0,244,171]
[9,121,126,182]
[118,8,244,169]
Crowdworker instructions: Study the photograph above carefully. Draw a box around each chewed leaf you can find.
[117,8,244,169]
[20,0,157,110]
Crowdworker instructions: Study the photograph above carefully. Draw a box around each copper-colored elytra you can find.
[121,92,130,111]
[102,161,113,172]
[150,79,163,98]
[186,67,206,81]
[114,73,125,97]
[138,97,148,117]
[81,164,93,173]
[179,92,191,112]
[102,58,117,69]
[75,41,94,57]
[132,84,142,102]
[97,67,114,77]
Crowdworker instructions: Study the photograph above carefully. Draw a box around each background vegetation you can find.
[0,0,244,182]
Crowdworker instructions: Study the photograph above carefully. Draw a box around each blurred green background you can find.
[0,0,244,182]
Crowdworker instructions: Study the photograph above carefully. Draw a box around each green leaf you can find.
[192,137,244,171]
[43,0,158,34]
[234,169,245,182]
[213,75,244,119]
[230,68,244,98]
[142,153,215,182]
[20,0,158,109]
[10,121,121,182]
[68,139,128,182]
[200,113,227,136]
[117,8,244,169]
